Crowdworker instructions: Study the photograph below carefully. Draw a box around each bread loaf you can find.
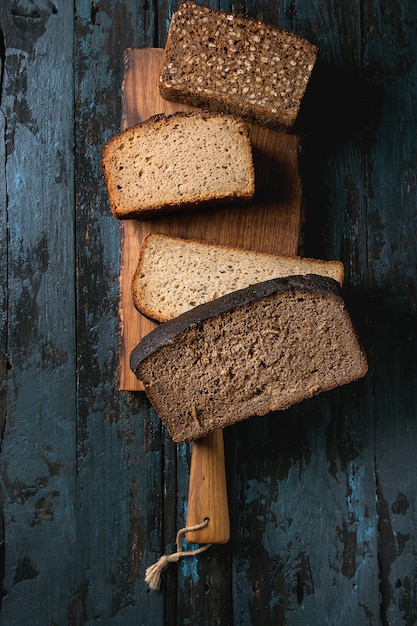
[132,233,345,322]
[101,111,255,219]
[131,275,368,443]
[159,1,318,130]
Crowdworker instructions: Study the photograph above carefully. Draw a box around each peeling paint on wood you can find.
[1,0,417,624]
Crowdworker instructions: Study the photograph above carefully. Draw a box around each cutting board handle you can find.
[185,429,230,545]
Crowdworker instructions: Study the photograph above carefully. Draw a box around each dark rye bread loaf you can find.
[131,275,368,443]
[159,1,318,130]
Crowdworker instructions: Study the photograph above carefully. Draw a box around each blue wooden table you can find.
[1,1,417,624]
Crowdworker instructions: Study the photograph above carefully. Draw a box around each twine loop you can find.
[145,519,212,591]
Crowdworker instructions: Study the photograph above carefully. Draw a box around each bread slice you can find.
[159,1,318,130]
[101,111,255,219]
[132,233,345,322]
[131,275,368,443]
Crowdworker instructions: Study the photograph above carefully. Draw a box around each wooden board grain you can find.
[119,48,303,390]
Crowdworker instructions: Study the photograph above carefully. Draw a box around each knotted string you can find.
[145,519,212,591]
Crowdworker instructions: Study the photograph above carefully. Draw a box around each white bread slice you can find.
[101,111,255,219]
[132,233,344,322]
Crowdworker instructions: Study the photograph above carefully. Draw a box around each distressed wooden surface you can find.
[1,1,417,624]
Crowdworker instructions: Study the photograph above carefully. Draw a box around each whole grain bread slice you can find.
[159,1,318,130]
[132,233,345,322]
[101,111,255,219]
[131,275,368,443]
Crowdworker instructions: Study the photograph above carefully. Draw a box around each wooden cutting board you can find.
[119,48,303,391]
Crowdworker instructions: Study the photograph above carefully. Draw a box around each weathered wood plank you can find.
[0,2,77,623]
[361,2,417,622]
[1,0,417,624]
[73,1,167,623]
[300,0,417,622]
[0,52,7,616]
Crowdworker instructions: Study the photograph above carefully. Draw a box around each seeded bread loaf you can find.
[132,233,345,322]
[159,1,318,130]
[131,275,368,443]
[101,111,255,219]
